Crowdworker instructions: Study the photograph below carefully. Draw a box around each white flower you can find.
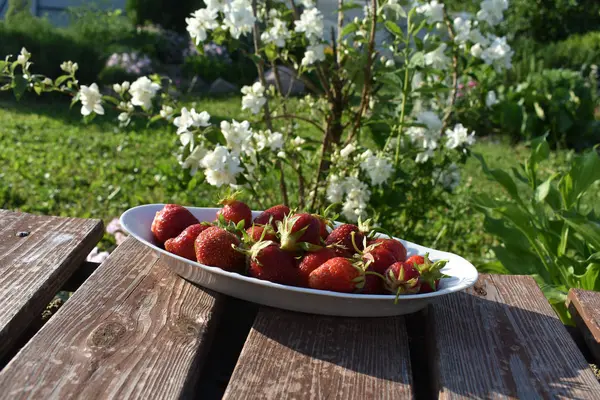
[241,82,267,114]
[221,119,253,154]
[292,136,306,147]
[470,43,484,58]
[485,91,498,108]
[182,145,208,176]
[468,28,489,46]
[78,83,104,116]
[385,59,396,68]
[434,163,461,191]
[113,81,130,94]
[445,123,476,149]
[174,108,211,134]
[417,110,442,132]
[268,131,284,151]
[301,44,326,66]
[129,76,160,109]
[480,35,513,72]
[300,0,315,8]
[340,143,356,158]
[205,0,225,12]
[341,176,370,222]
[201,145,244,187]
[16,47,30,66]
[160,105,175,120]
[118,112,129,122]
[60,60,78,74]
[416,1,445,24]
[326,175,345,203]
[424,43,450,70]
[383,0,405,17]
[360,150,394,186]
[415,148,435,163]
[186,8,219,45]
[261,18,291,48]
[453,17,471,43]
[295,8,324,43]
[222,0,256,39]
[42,77,52,85]
[412,72,424,89]
[477,0,508,26]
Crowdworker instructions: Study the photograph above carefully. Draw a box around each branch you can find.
[346,0,378,144]
[270,113,325,132]
[440,4,459,134]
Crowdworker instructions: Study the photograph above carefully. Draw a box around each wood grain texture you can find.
[428,274,600,399]
[223,308,413,400]
[568,288,600,362]
[0,209,103,360]
[0,237,224,399]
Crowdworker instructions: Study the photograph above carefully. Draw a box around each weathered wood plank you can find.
[223,308,413,399]
[428,274,600,399]
[0,237,224,399]
[0,209,103,360]
[568,288,600,362]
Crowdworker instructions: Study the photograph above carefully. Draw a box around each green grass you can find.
[0,96,576,262]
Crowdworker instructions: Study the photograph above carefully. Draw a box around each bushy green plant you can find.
[474,137,600,323]
[5,0,30,21]
[126,0,203,33]
[539,31,600,73]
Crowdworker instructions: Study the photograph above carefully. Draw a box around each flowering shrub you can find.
[0,0,514,235]
[106,52,153,76]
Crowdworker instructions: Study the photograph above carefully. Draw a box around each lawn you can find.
[0,96,576,264]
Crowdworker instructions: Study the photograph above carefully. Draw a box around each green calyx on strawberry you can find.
[214,213,247,236]
[384,261,421,302]
[412,253,448,293]
[277,213,322,252]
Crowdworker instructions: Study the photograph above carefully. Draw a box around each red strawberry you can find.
[369,238,407,262]
[314,216,331,240]
[246,225,277,242]
[254,204,291,228]
[165,224,211,260]
[279,213,322,251]
[363,245,397,274]
[413,254,448,294]
[308,257,365,293]
[406,254,425,266]
[217,199,252,229]
[247,241,299,285]
[298,247,337,287]
[384,261,421,296]
[325,224,364,257]
[151,204,200,244]
[362,274,385,294]
[195,227,245,272]
[419,279,440,293]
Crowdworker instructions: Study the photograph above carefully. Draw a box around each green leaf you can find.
[102,95,120,106]
[12,75,28,100]
[477,260,510,274]
[264,43,278,61]
[384,21,404,38]
[534,172,559,203]
[533,102,545,120]
[558,225,568,257]
[577,263,600,291]
[409,51,425,68]
[340,2,363,11]
[33,84,42,95]
[474,153,523,204]
[54,75,71,87]
[560,212,600,250]
[562,150,600,208]
[147,115,163,126]
[340,22,359,37]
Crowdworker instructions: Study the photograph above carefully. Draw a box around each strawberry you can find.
[362,274,385,294]
[412,253,448,294]
[308,257,365,293]
[362,245,397,274]
[151,204,200,244]
[245,225,277,242]
[406,254,425,266]
[317,217,330,240]
[325,224,364,257]
[217,198,252,229]
[384,261,421,296]
[254,204,291,228]
[369,238,407,262]
[278,213,322,251]
[246,241,299,285]
[298,247,337,287]
[195,226,245,272]
[165,224,211,261]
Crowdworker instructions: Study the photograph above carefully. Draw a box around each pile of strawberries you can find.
[151,199,448,297]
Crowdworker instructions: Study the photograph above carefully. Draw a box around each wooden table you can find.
[1,210,599,399]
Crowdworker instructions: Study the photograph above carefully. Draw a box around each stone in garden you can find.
[209,78,238,94]
[262,66,305,95]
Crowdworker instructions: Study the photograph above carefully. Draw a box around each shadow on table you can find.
[250,292,599,399]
